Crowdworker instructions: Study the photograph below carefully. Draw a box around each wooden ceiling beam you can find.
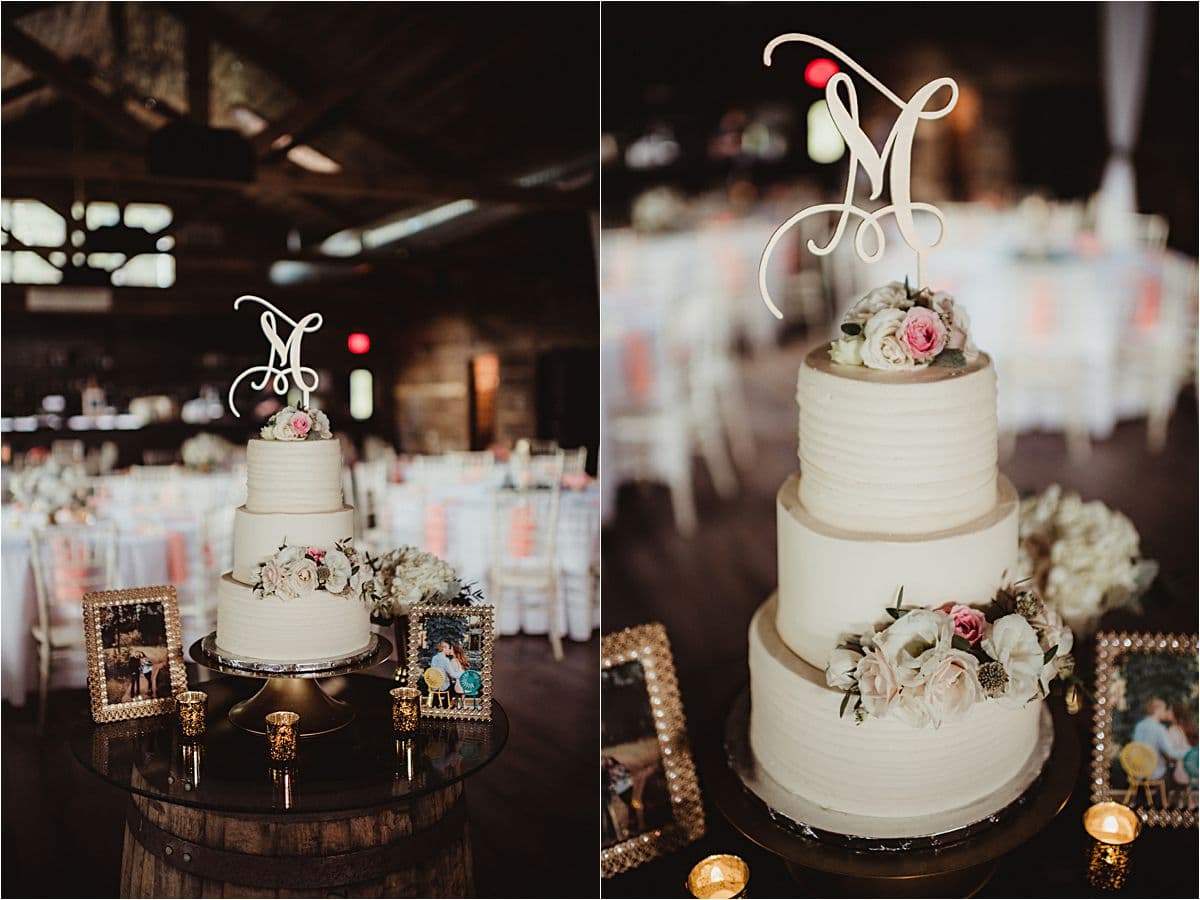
[0,21,148,147]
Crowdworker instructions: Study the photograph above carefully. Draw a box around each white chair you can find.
[562,446,588,478]
[490,464,564,661]
[353,460,393,556]
[447,450,495,483]
[30,522,117,731]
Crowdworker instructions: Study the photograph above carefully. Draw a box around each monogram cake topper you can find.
[227,295,323,418]
[758,34,959,319]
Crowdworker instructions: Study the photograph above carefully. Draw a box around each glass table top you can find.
[69,674,508,814]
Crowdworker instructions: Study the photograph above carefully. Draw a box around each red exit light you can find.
[804,58,840,89]
[347,332,371,354]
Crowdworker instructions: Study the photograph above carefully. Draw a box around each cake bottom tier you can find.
[749,595,1042,821]
[215,573,372,662]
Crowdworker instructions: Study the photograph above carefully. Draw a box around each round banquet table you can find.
[69,674,508,898]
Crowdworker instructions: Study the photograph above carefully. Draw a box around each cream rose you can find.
[920,648,981,725]
[874,609,953,685]
[829,336,865,366]
[272,409,299,441]
[844,283,912,327]
[258,557,283,597]
[891,686,933,728]
[855,646,902,718]
[860,308,922,371]
[826,648,863,691]
[930,291,978,359]
[323,549,352,594]
[981,614,1044,707]
[286,558,319,598]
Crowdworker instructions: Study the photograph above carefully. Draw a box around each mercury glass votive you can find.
[687,854,750,899]
[265,711,300,763]
[390,686,421,734]
[176,691,208,739]
[1084,801,1141,890]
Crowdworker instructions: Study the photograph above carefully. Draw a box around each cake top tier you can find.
[245,437,344,515]
[796,344,999,536]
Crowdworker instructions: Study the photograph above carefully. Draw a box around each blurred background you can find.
[1,3,598,897]
[600,3,1197,896]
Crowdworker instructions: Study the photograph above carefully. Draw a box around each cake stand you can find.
[711,688,1079,898]
[189,632,392,737]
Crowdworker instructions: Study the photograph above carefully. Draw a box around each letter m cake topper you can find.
[227,296,323,417]
[758,34,958,318]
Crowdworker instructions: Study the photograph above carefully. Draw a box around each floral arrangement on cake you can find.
[825,586,1077,728]
[252,538,378,605]
[1017,484,1158,635]
[180,432,234,471]
[259,406,333,442]
[368,545,463,623]
[7,459,94,524]
[829,282,978,371]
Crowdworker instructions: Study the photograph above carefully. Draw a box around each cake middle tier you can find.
[778,472,1019,670]
[245,437,344,514]
[797,346,998,535]
[231,505,356,584]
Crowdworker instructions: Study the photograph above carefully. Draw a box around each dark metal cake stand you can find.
[710,688,1080,898]
[189,633,392,737]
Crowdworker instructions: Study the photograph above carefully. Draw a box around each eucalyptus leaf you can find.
[1043,645,1058,665]
[952,634,972,652]
[840,322,862,336]
[885,607,909,620]
[839,692,852,718]
[933,349,967,369]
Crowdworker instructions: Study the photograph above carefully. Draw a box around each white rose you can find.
[260,425,274,440]
[873,609,953,686]
[891,686,934,728]
[258,557,283,596]
[844,283,912,327]
[826,648,863,691]
[855,646,902,718]
[285,558,319,598]
[313,409,333,440]
[273,409,299,441]
[860,308,922,371]
[981,614,1044,707]
[323,549,352,594]
[920,648,981,726]
[829,336,864,366]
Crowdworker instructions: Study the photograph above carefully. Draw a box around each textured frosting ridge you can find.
[749,597,1042,819]
[231,506,356,584]
[216,574,371,661]
[797,347,998,535]
[245,438,343,514]
[777,473,1019,670]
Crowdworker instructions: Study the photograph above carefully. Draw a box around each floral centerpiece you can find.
[180,432,234,471]
[826,586,1077,728]
[1017,484,1158,635]
[829,281,978,371]
[6,459,94,524]
[259,406,333,442]
[252,538,378,606]
[368,545,463,623]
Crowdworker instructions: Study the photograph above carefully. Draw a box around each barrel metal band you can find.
[125,796,468,889]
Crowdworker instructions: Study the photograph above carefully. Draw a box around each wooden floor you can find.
[0,632,599,899]
[602,339,1198,898]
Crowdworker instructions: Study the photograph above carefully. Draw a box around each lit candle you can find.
[1083,801,1141,890]
[686,854,749,899]
[390,686,421,735]
[265,710,300,763]
[176,690,208,739]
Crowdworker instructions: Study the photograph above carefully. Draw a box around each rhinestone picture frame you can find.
[1091,631,1198,828]
[406,603,495,721]
[601,622,705,878]
[83,585,188,724]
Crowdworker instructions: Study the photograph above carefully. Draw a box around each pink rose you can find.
[306,547,326,564]
[291,411,313,436]
[941,603,987,646]
[899,306,947,361]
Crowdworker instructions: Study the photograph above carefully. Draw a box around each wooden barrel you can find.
[119,781,473,898]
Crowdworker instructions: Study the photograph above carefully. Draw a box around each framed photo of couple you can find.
[1091,631,1198,827]
[82,585,188,724]
[406,603,495,721]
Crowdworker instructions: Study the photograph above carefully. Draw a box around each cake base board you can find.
[710,687,1078,897]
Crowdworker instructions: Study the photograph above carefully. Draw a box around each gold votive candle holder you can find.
[1084,801,1141,890]
[390,686,421,734]
[176,691,208,739]
[687,854,749,899]
[265,711,300,763]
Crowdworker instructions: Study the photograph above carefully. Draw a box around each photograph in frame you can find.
[407,603,495,721]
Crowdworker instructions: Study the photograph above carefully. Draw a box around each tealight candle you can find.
[176,690,208,739]
[265,711,300,763]
[1084,801,1141,890]
[687,854,749,899]
[390,686,421,734]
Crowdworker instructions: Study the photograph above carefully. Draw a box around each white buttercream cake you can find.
[216,436,371,662]
[748,317,1049,833]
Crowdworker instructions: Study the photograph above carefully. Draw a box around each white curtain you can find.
[1096,2,1154,238]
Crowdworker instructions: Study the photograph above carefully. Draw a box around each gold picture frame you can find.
[406,603,495,721]
[1091,631,1198,828]
[601,622,704,878]
[83,585,188,724]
